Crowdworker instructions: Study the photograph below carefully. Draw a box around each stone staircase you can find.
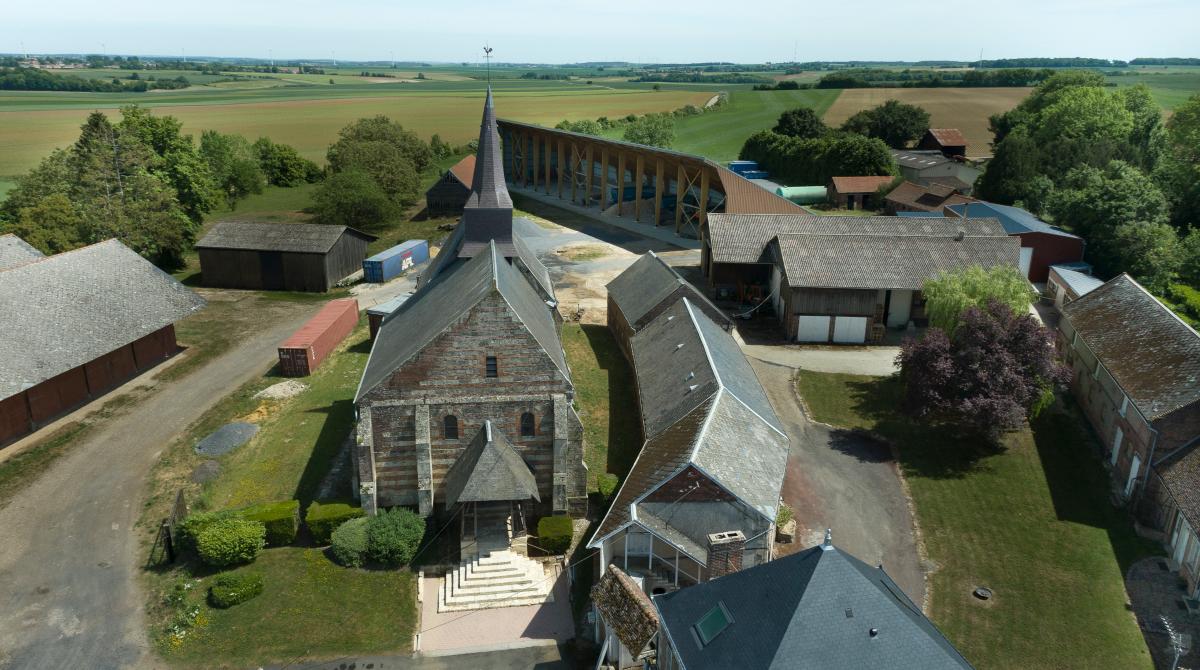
[438,550,557,612]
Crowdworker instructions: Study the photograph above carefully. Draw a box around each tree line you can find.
[815,68,1057,89]
[0,68,189,92]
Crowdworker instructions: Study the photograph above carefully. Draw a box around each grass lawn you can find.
[796,370,1157,670]
[561,324,641,492]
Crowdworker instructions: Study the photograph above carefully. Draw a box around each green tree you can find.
[922,265,1035,335]
[740,131,894,185]
[1033,86,1135,176]
[312,169,398,229]
[117,105,219,224]
[622,113,675,148]
[252,137,322,187]
[200,130,266,207]
[1180,228,1200,284]
[428,133,452,160]
[1155,93,1200,230]
[840,99,930,148]
[9,194,87,253]
[772,107,827,139]
[328,115,432,173]
[327,139,420,206]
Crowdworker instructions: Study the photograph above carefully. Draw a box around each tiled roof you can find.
[925,128,968,147]
[653,542,973,670]
[1062,274,1200,420]
[448,154,476,189]
[885,181,975,212]
[705,213,1007,265]
[830,176,894,195]
[0,234,44,271]
[0,240,206,400]
[443,420,540,506]
[1157,444,1200,532]
[772,233,1020,290]
[948,202,1079,239]
[196,222,376,254]
[592,565,660,657]
[607,251,729,332]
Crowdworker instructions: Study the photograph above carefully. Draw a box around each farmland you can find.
[822,87,1031,157]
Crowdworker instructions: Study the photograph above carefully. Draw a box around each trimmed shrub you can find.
[365,508,425,567]
[330,517,369,568]
[537,515,574,554]
[236,500,299,547]
[196,517,266,567]
[176,510,234,555]
[208,572,264,608]
[597,474,620,499]
[306,502,365,545]
[776,502,795,528]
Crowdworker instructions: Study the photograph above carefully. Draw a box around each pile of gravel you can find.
[194,422,259,457]
[253,380,308,400]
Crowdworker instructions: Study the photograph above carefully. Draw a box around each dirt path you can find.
[0,302,317,670]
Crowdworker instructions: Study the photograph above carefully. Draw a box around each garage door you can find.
[796,316,831,343]
[1019,247,1034,278]
[832,316,868,344]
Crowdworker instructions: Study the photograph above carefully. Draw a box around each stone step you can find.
[441,579,552,604]
[455,565,545,592]
[438,589,555,612]
[463,561,533,582]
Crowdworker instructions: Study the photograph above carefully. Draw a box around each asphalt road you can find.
[0,302,318,670]
[749,359,926,605]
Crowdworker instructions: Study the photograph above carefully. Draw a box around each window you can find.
[485,356,498,378]
[693,602,733,646]
[443,415,459,440]
[520,412,536,437]
[1119,395,1129,418]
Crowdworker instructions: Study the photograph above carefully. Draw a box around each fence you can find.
[147,489,188,566]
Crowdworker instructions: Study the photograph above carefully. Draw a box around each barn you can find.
[917,128,968,158]
[827,176,895,211]
[425,154,476,216]
[703,214,1019,343]
[196,222,376,292]
[0,239,206,445]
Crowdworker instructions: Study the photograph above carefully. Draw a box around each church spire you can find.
[459,85,515,259]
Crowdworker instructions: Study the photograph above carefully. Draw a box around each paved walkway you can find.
[741,342,900,377]
[273,643,572,669]
[1127,556,1198,669]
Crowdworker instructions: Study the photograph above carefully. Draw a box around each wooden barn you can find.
[0,239,206,445]
[196,222,376,292]
[827,176,895,211]
[917,128,968,158]
[425,155,476,216]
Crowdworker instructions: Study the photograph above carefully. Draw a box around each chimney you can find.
[707,530,746,579]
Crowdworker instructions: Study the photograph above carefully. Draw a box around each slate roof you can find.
[1157,444,1200,532]
[511,223,555,301]
[653,542,973,670]
[590,299,788,550]
[1062,274,1200,420]
[829,176,894,194]
[355,241,569,403]
[1050,265,1103,298]
[0,234,44,271]
[607,251,729,331]
[0,240,206,401]
[771,233,1020,290]
[885,181,975,212]
[195,222,376,254]
[443,420,540,506]
[464,87,513,212]
[924,128,968,148]
[949,202,1078,239]
[705,213,1007,265]
[448,154,477,189]
[592,565,659,657]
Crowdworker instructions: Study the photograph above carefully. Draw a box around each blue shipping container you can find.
[741,170,770,180]
[362,240,429,283]
[728,160,758,174]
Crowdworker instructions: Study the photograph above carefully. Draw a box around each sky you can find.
[4,0,1198,64]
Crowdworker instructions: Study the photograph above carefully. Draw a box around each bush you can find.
[196,517,266,567]
[537,515,574,554]
[312,169,399,229]
[306,502,365,545]
[1169,283,1200,322]
[366,508,425,567]
[236,500,299,547]
[776,502,795,528]
[330,517,369,567]
[176,510,234,555]
[208,572,264,608]
[597,474,620,499]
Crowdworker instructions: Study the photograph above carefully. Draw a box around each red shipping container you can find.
[278,299,359,377]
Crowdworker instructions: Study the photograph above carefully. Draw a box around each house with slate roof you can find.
[353,89,587,590]
[607,251,731,362]
[1056,275,1200,548]
[196,221,376,292]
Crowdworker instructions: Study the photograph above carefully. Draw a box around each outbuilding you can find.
[885,181,974,215]
[196,222,377,292]
[425,154,476,216]
[1046,264,1102,311]
[917,128,969,158]
[0,239,206,445]
[827,176,895,211]
[892,150,981,193]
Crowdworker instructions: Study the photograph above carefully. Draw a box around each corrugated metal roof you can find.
[1049,266,1103,298]
[948,202,1080,239]
[925,128,968,148]
[830,176,894,195]
[1062,274,1200,420]
[0,234,44,271]
[893,150,953,169]
[0,239,207,400]
[653,543,973,670]
[196,222,376,254]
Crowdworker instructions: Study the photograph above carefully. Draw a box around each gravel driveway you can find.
[750,358,926,604]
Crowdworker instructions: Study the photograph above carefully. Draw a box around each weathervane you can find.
[483,45,493,84]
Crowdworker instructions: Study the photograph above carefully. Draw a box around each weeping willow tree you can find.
[923,265,1035,335]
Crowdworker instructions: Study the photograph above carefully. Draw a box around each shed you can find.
[366,294,411,340]
[917,128,968,158]
[196,222,376,292]
[885,181,974,215]
[828,176,895,210]
[892,150,981,193]
[425,154,476,216]
[1047,264,1102,311]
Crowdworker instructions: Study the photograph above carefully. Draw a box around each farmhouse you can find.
[1045,264,1102,311]
[496,119,803,240]
[827,176,894,211]
[885,181,974,215]
[0,239,206,445]
[702,213,1019,343]
[606,251,730,362]
[891,150,981,193]
[1056,275,1200,535]
[425,154,475,216]
[353,89,587,612]
[196,222,376,292]
[916,128,968,158]
[0,233,44,270]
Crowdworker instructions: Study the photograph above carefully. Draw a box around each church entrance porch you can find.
[439,501,556,613]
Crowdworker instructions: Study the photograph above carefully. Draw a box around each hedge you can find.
[537,515,573,554]
[176,510,235,555]
[196,517,266,567]
[366,508,425,566]
[208,572,264,608]
[306,502,365,545]
[236,500,299,547]
[330,517,369,568]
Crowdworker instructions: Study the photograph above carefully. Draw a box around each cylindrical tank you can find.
[775,186,829,205]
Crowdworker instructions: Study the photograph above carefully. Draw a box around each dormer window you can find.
[486,356,498,378]
[693,602,733,647]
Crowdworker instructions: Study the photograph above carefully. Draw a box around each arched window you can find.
[520,412,536,437]
[443,415,459,440]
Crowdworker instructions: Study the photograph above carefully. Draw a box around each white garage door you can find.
[796,315,831,343]
[832,316,868,343]
[1019,247,1034,278]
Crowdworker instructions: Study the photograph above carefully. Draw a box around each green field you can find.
[669,89,841,161]
[1106,68,1200,110]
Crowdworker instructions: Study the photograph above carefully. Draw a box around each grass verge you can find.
[796,370,1157,670]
